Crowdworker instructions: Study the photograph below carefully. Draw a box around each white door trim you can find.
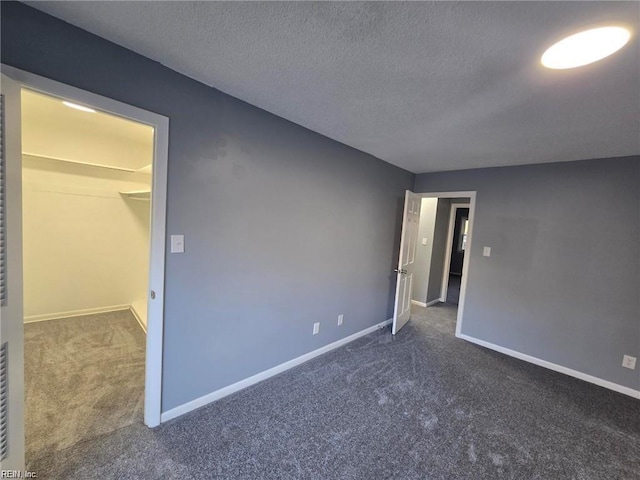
[440,202,470,303]
[415,191,476,338]
[1,64,168,428]
[1,72,25,471]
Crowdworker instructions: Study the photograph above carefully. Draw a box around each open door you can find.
[0,73,25,470]
[392,190,421,335]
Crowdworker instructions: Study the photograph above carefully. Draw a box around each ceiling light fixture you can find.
[541,26,631,69]
[62,100,96,113]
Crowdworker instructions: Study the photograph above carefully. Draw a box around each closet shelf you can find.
[120,190,151,201]
[23,152,152,174]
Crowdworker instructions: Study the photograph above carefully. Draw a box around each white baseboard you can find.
[129,305,147,334]
[457,333,640,400]
[412,299,441,308]
[161,318,393,423]
[24,304,131,323]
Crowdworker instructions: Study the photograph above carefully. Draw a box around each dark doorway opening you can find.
[446,207,469,305]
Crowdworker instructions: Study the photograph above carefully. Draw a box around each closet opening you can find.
[21,88,154,464]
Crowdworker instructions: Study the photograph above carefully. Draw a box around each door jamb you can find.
[415,191,476,338]
[1,64,168,427]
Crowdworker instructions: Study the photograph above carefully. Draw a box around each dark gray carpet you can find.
[24,310,145,465]
[446,274,461,305]
[28,305,639,479]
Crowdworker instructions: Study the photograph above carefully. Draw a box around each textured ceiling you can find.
[26,1,640,173]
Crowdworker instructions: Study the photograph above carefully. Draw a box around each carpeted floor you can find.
[27,304,639,479]
[446,274,461,305]
[24,310,146,466]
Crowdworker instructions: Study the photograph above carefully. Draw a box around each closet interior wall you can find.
[412,198,438,305]
[21,89,152,329]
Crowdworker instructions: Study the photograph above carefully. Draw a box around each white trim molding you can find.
[161,318,393,422]
[411,299,441,308]
[23,304,130,323]
[458,333,640,400]
[130,305,148,334]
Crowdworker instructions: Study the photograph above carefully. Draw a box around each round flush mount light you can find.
[541,26,631,69]
[62,100,96,113]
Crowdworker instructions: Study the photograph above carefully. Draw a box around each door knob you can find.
[394,269,408,275]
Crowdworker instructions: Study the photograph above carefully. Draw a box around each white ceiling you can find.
[22,89,154,171]
[27,1,640,173]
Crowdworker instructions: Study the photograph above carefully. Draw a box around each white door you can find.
[392,190,421,335]
[0,73,25,470]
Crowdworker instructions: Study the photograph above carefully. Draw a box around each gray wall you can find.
[426,199,451,303]
[415,157,640,390]
[2,3,414,411]
[412,198,437,304]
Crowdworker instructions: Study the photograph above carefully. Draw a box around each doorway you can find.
[1,65,168,471]
[394,191,475,338]
[442,204,470,305]
[22,88,154,462]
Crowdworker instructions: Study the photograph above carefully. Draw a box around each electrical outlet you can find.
[337,314,344,326]
[622,355,637,370]
[313,322,320,335]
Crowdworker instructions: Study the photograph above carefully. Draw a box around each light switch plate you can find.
[483,247,491,257]
[421,238,428,246]
[171,235,185,253]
